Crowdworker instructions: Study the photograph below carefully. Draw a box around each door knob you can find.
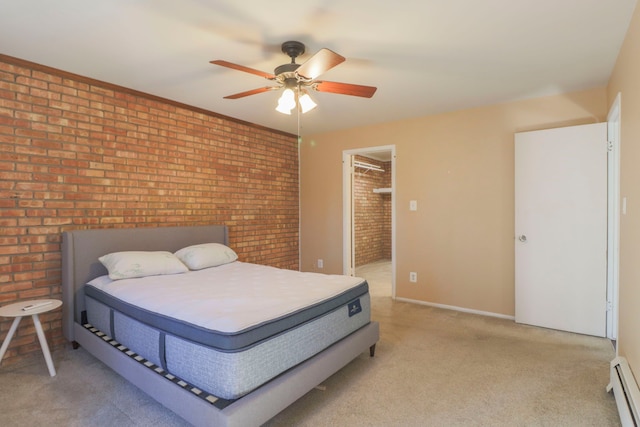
[518,235,527,243]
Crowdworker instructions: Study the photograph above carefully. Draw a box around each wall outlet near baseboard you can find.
[409,272,417,283]
[317,259,324,269]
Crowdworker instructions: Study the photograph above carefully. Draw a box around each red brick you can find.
[0,55,299,365]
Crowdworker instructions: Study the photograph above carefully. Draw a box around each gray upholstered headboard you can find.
[61,225,228,342]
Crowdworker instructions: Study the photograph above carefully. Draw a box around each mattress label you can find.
[347,299,362,317]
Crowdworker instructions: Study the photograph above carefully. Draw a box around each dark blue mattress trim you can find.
[109,309,115,338]
[159,332,167,371]
[84,280,369,352]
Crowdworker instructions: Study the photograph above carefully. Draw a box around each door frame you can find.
[607,92,622,341]
[342,145,396,297]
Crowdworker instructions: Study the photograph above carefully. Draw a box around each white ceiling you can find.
[1,0,636,136]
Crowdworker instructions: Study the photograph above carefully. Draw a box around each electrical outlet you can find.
[317,259,324,269]
[409,272,417,283]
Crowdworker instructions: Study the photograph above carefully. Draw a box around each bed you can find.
[61,225,379,427]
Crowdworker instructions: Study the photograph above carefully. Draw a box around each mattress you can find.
[84,262,371,399]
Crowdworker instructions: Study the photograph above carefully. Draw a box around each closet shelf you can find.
[354,160,384,172]
[373,188,392,194]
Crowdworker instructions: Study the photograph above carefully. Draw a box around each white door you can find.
[515,123,607,337]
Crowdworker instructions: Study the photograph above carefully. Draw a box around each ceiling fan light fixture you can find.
[276,88,296,114]
[299,92,317,113]
[275,104,292,115]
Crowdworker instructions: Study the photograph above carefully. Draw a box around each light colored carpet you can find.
[356,260,393,297]
[0,263,619,426]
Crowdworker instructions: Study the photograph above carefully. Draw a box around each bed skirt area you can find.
[73,320,380,427]
[82,322,235,408]
[85,293,372,400]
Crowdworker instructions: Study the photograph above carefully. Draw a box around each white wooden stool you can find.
[0,299,62,376]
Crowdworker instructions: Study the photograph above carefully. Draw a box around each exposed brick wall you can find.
[0,55,299,365]
[353,156,391,266]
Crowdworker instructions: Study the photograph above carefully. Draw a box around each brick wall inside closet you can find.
[353,155,391,267]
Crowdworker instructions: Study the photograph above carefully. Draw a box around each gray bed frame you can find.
[61,225,379,427]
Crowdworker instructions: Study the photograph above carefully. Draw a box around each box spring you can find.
[85,292,371,400]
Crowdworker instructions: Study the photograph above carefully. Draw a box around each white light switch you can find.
[409,200,417,211]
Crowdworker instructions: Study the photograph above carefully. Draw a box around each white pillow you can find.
[99,251,188,280]
[175,243,238,270]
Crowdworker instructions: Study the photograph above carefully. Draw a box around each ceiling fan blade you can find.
[210,60,275,79]
[223,87,278,99]
[296,48,345,80]
[314,81,377,98]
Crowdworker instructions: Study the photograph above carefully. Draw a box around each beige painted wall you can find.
[301,87,606,317]
[607,2,640,378]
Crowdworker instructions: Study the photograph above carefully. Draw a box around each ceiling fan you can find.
[210,41,377,115]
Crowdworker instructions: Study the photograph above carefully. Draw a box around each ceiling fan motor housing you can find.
[274,63,300,76]
[275,41,305,81]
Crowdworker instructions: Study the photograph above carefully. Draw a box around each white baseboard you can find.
[393,297,515,320]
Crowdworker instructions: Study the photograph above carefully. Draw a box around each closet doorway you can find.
[342,145,396,298]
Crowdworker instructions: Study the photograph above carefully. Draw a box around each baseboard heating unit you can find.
[608,356,640,426]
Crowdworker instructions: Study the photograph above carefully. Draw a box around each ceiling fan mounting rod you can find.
[281,41,305,63]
